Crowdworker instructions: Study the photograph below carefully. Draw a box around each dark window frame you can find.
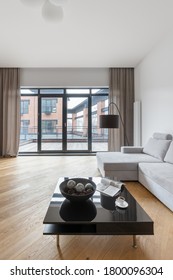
[20,88,109,154]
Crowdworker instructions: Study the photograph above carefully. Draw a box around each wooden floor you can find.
[0,156,173,260]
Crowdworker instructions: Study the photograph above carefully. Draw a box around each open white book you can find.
[97,178,124,197]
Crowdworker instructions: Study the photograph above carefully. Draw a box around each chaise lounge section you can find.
[96,132,173,211]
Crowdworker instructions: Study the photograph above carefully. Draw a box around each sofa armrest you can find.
[121,146,143,153]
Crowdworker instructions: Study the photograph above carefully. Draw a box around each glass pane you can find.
[40,89,64,94]
[41,97,63,151]
[91,88,109,94]
[20,88,38,94]
[19,96,38,152]
[67,97,88,150]
[92,95,108,151]
[66,89,90,94]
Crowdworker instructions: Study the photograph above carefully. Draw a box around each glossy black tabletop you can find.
[43,178,153,236]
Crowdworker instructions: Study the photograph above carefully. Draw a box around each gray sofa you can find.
[96,132,173,211]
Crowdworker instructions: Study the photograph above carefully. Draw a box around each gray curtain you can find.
[108,68,134,151]
[0,68,20,157]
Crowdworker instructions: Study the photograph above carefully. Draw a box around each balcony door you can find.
[66,96,90,152]
[40,97,63,151]
[40,96,90,152]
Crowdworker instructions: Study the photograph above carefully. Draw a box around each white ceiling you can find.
[0,0,173,68]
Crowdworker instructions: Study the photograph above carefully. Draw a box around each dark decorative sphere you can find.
[59,178,96,202]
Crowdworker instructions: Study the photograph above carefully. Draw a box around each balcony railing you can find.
[20,125,108,144]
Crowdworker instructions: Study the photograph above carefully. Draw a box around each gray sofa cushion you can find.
[153,132,172,140]
[121,146,143,153]
[139,162,173,194]
[96,152,162,171]
[143,138,171,161]
[164,141,173,164]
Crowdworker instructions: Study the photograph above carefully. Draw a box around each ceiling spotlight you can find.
[20,0,45,7]
[42,0,64,22]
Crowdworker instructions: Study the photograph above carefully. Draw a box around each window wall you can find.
[20,91,38,152]
[19,88,108,153]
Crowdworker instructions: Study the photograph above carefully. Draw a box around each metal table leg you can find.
[57,235,60,247]
[132,235,137,248]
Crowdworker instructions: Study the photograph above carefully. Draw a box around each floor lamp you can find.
[99,101,129,146]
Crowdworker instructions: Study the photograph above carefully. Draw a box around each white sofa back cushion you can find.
[164,141,173,164]
[143,138,171,161]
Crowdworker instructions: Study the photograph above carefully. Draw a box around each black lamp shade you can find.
[99,115,119,128]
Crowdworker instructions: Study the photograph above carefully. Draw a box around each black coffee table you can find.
[43,177,154,248]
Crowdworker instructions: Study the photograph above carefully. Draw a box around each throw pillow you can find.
[143,138,171,161]
[164,141,173,164]
[153,132,172,140]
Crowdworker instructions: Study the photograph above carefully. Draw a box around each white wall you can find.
[20,68,109,88]
[135,31,173,145]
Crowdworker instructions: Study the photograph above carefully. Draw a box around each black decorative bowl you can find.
[59,178,96,202]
